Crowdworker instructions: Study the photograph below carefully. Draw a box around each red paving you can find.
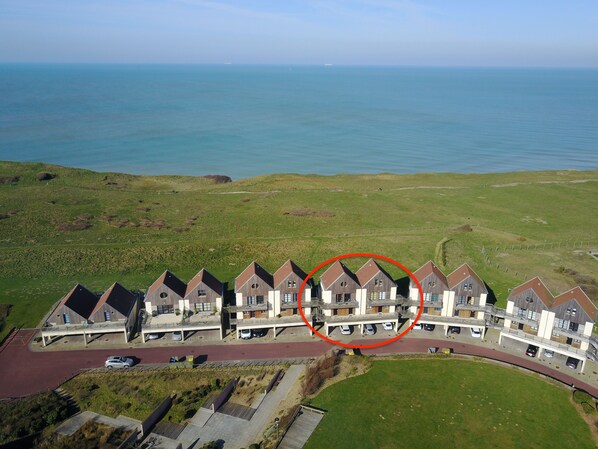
[1,329,597,399]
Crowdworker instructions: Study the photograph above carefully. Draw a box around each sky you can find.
[0,0,597,66]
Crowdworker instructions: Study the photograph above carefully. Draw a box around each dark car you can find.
[423,324,435,332]
[252,329,267,338]
[566,357,580,370]
[525,344,538,357]
[448,326,460,334]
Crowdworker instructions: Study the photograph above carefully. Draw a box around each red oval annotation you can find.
[297,253,424,350]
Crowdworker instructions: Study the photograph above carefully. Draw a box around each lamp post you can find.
[275,417,280,441]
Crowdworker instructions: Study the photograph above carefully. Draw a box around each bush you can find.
[573,389,593,404]
[581,402,596,415]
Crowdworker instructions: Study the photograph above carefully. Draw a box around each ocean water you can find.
[0,64,597,179]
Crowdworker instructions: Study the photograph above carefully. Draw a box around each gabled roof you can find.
[320,261,358,290]
[56,284,98,320]
[413,261,448,287]
[93,282,136,317]
[146,270,187,298]
[447,263,487,292]
[235,261,273,290]
[186,268,223,297]
[552,286,598,320]
[273,260,309,289]
[507,277,554,308]
[355,258,394,286]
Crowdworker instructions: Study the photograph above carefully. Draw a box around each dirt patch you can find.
[172,227,190,233]
[139,217,169,230]
[230,371,271,407]
[453,224,472,233]
[135,207,151,212]
[284,208,335,218]
[555,266,598,300]
[0,176,19,185]
[56,214,93,232]
[36,172,56,181]
[185,216,199,226]
[203,175,232,184]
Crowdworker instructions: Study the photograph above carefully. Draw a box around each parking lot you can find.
[499,336,583,374]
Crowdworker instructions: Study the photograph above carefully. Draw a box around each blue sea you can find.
[1,64,597,179]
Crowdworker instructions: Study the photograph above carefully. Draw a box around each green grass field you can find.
[1,161,597,338]
[304,359,596,449]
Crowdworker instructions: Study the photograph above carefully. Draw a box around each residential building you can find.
[355,258,400,331]
[319,261,361,335]
[181,268,225,339]
[233,261,275,337]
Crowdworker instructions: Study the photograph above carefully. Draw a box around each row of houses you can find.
[41,259,598,371]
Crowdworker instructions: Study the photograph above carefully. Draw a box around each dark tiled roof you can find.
[147,270,187,298]
[235,261,273,290]
[273,260,309,288]
[93,282,136,317]
[186,268,223,297]
[58,284,99,320]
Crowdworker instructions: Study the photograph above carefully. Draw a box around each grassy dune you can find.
[1,161,597,337]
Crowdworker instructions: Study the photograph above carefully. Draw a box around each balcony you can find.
[41,320,128,335]
[236,314,311,328]
[501,328,587,357]
[225,303,269,313]
[455,303,484,312]
[325,312,399,324]
[280,301,313,310]
[320,300,359,310]
[366,297,402,307]
[551,326,590,343]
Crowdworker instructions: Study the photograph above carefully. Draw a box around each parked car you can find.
[448,326,461,335]
[566,357,580,369]
[544,349,554,358]
[105,356,134,369]
[240,329,252,339]
[412,323,422,330]
[382,322,394,331]
[146,333,162,340]
[469,327,482,338]
[423,323,435,332]
[363,324,376,335]
[252,329,267,338]
[172,331,183,341]
[340,325,352,335]
[525,344,538,357]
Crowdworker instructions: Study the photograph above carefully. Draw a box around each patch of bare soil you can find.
[36,172,56,181]
[0,176,19,184]
[284,208,335,218]
[230,371,272,407]
[203,175,232,184]
[56,214,93,232]
[452,224,472,233]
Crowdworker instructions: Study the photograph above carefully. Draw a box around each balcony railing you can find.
[280,301,312,310]
[551,327,590,343]
[225,303,268,313]
[366,298,402,307]
[325,312,399,324]
[320,300,360,310]
[236,314,311,327]
[42,321,127,333]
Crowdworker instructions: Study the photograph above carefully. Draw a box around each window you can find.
[256,295,264,304]
[335,294,343,303]
[569,322,579,332]
[378,291,387,300]
[374,278,381,286]
[424,293,431,302]
[283,293,292,303]
[566,308,571,315]
[292,293,298,301]
[251,283,259,289]
[247,296,255,305]
[526,310,537,321]
[431,293,439,303]
[156,304,174,314]
[457,296,466,305]
[572,308,577,316]
[464,283,473,291]
[517,308,526,318]
[104,311,111,321]
[195,302,211,312]
[288,280,296,287]
[198,289,206,297]
[159,292,168,299]
[370,292,377,301]
[63,314,71,324]
[340,281,347,287]
[428,281,436,287]
[344,293,351,302]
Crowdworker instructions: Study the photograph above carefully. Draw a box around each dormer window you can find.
[198,289,206,297]
[572,308,577,316]
[374,278,381,286]
[566,308,571,315]
[340,281,347,287]
[464,283,473,291]
[428,281,436,287]
[251,283,259,289]
[288,280,296,288]
[159,292,168,298]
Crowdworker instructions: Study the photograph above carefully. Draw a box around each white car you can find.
[105,356,134,369]
[240,329,253,339]
[340,325,352,335]
[412,323,422,330]
[363,324,376,335]
[544,349,554,358]
[469,327,482,338]
[382,322,394,331]
[146,333,162,340]
[172,331,183,341]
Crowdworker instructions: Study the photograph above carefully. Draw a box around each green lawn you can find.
[1,161,597,339]
[305,359,596,449]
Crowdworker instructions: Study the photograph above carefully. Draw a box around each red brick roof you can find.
[320,261,358,290]
[355,258,393,286]
[146,270,187,298]
[447,263,487,292]
[186,268,223,297]
[92,282,136,317]
[553,286,597,320]
[413,261,448,288]
[56,284,98,320]
[235,261,273,290]
[507,277,554,308]
[273,260,309,289]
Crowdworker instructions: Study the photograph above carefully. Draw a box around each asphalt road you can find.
[1,329,596,399]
